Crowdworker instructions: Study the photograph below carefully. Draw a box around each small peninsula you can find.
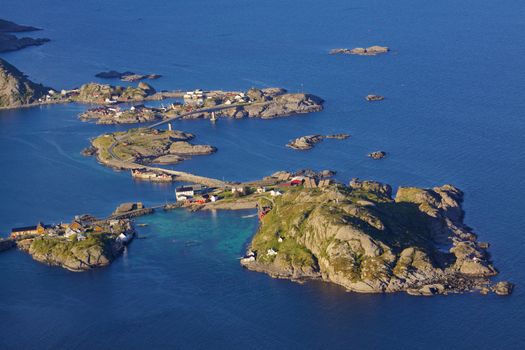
[0,58,51,108]
[0,19,49,53]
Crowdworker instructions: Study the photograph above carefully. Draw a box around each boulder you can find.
[286,135,323,150]
[368,151,386,159]
[492,281,513,296]
[366,94,384,101]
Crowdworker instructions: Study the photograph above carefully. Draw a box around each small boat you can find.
[137,223,148,227]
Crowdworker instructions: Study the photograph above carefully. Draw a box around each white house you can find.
[175,184,207,200]
[270,190,282,197]
[267,248,278,256]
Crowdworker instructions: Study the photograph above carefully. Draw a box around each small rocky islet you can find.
[286,134,350,150]
[95,70,162,82]
[368,151,387,159]
[330,45,389,56]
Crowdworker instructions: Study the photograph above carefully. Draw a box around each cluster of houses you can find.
[175,184,218,203]
[10,215,134,243]
[81,105,122,118]
[222,92,250,105]
[37,89,78,103]
[183,89,205,107]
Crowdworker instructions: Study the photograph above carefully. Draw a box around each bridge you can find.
[147,102,252,129]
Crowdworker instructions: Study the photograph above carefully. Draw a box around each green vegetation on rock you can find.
[242,179,501,295]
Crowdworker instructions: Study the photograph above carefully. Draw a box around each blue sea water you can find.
[1,0,525,348]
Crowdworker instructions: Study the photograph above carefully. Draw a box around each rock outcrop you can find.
[366,94,384,101]
[241,179,508,295]
[330,46,389,56]
[287,135,324,150]
[0,58,50,108]
[287,134,350,150]
[368,151,386,159]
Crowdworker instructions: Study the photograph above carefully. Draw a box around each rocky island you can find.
[95,70,162,82]
[287,134,350,150]
[0,19,49,53]
[88,128,216,169]
[78,87,324,124]
[11,215,135,272]
[330,46,389,56]
[239,178,510,296]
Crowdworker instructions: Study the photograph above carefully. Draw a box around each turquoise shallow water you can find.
[1,0,525,348]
